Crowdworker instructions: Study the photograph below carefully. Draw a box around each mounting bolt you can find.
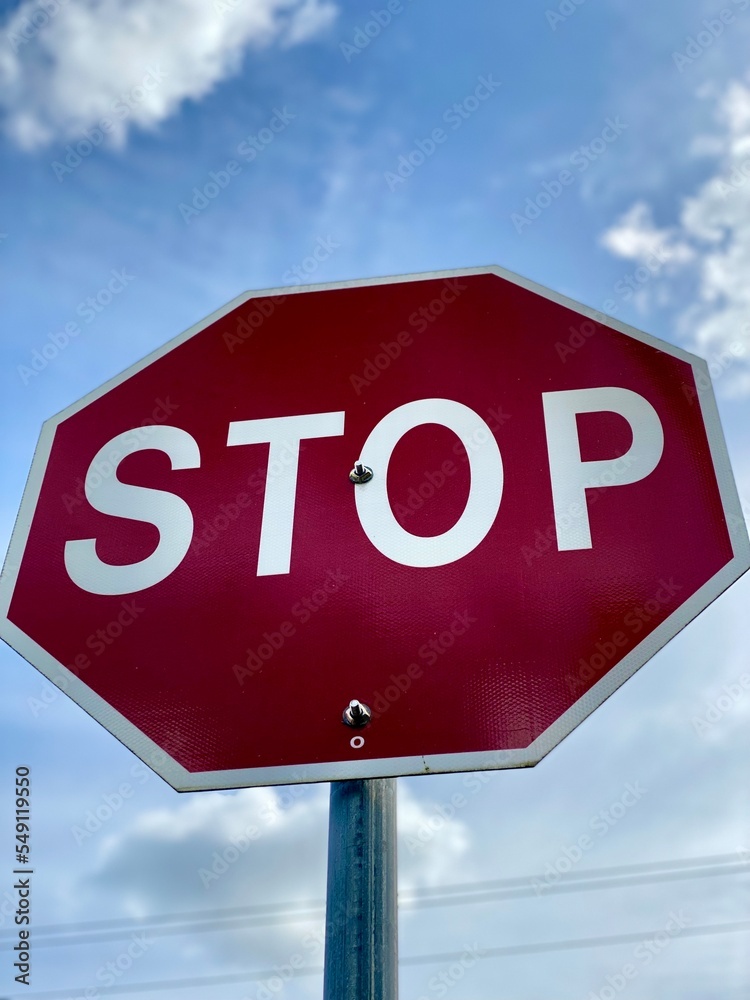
[343,699,372,728]
[349,461,373,484]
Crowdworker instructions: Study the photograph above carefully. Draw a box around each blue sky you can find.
[1,0,750,997]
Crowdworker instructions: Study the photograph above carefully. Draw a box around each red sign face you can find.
[1,267,748,790]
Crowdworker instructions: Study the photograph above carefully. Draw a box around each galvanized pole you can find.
[323,777,398,1000]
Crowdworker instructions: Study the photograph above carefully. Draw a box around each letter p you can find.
[542,387,664,550]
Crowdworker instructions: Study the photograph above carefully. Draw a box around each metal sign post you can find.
[323,777,398,1000]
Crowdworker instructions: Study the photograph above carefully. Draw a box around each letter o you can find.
[354,399,503,567]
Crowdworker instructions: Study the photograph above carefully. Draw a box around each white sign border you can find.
[1,264,748,791]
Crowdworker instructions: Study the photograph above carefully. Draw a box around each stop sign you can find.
[1,267,748,790]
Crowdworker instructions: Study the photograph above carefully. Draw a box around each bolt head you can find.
[343,699,372,727]
[349,463,373,484]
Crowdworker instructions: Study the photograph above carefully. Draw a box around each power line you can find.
[1,852,745,951]
[11,860,747,951]
[1,905,327,949]
[404,860,749,910]
[11,919,750,998]
[401,918,750,965]
[0,896,325,938]
[3,850,739,939]
[400,850,748,897]
[7,964,325,999]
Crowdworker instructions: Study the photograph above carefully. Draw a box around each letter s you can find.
[64,426,200,595]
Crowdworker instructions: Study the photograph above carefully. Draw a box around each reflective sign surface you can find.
[1,267,748,789]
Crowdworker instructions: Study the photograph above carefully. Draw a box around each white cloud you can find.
[281,0,335,45]
[73,779,470,974]
[600,78,750,394]
[398,780,472,891]
[0,0,338,149]
[600,201,694,264]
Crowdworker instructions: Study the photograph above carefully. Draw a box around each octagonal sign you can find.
[1,267,748,790]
